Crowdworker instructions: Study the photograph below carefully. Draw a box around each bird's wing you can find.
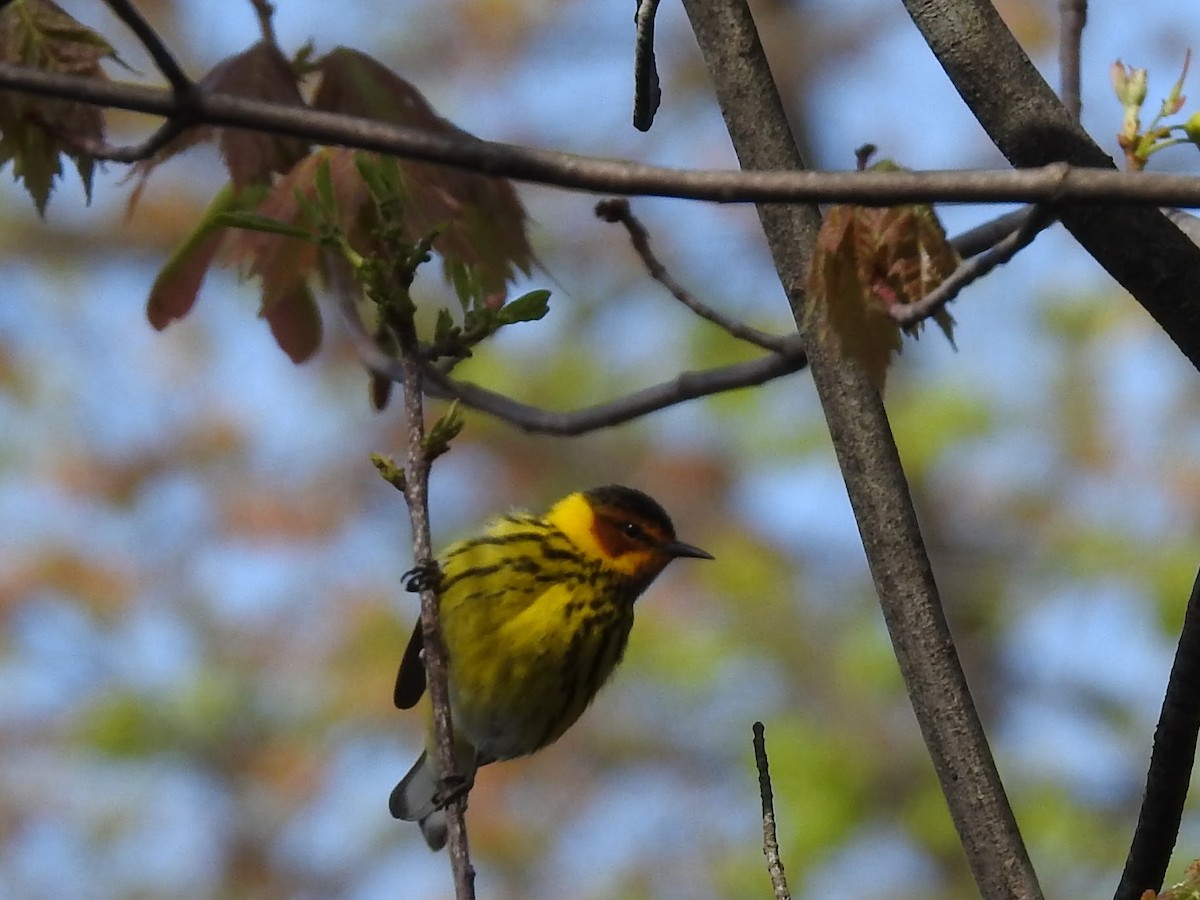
[393,621,426,709]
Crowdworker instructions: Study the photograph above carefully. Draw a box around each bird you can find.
[389,484,712,850]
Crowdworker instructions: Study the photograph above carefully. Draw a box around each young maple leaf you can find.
[146,182,270,331]
[145,49,536,370]
[805,159,959,390]
[806,203,903,389]
[311,48,534,296]
[262,283,323,365]
[0,0,115,212]
[219,148,365,325]
[128,39,309,207]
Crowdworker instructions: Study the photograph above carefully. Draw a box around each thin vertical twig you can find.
[248,0,279,46]
[1114,564,1200,900]
[334,233,476,897]
[1059,0,1087,121]
[753,723,791,900]
[392,317,476,900]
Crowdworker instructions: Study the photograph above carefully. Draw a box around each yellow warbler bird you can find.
[390,484,712,849]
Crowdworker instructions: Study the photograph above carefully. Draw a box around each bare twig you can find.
[1114,564,1200,900]
[890,205,1057,327]
[13,62,1200,207]
[632,0,662,131]
[376,270,475,896]
[420,352,806,434]
[60,117,188,163]
[249,0,279,47]
[596,198,790,352]
[100,0,192,93]
[950,207,1035,259]
[336,284,807,433]
[752,723,791,900]
[682,2,1044,899]
[327,250,473,892]
[393,344,475,899]
[1058,0,1087,121]
[331,198,1043,438]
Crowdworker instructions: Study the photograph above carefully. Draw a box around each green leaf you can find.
[313,157,337,217]
[423,401,465,461]
[498,289,551,324]
[371,453,407,492]
[212,211,316,240]
[355,152,406,208]
[0,0,114,213]
[291,185,326,230]
[446,259,483,311]
[434,308,456,343]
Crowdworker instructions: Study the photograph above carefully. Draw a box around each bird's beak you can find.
[664,540,714,560]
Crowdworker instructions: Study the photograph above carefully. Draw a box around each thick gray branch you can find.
[681,1,1043,898]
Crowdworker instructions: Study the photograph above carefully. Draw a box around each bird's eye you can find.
[621,521,647,541]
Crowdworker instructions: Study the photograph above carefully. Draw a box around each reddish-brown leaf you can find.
[0,0,112,212]
[145,183,270,330]
[806,204,902,390]
[262,283,323,364]
[312,48,533,294]
[220,148,365,313]
[129,41,308,198]
[146,224,224,330]
[805,163,959,388]
[370,374,393,411]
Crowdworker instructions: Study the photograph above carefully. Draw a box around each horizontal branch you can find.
[329,263,807,435]
[8,63,1200,207]
[419,352,806,435]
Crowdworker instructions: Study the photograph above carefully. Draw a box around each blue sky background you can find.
[6,0,1200,897]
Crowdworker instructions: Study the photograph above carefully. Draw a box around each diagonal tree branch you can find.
[101,0,192,93]
[901,0,1200,377]
[899,4,1200,897]
[330,195,1047,437]
[1114,563,1200,900]
[680,1,1044,899]
[334,281,808,434]
[951,206,1035,258]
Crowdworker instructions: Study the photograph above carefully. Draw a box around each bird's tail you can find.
[390,747,478,851]
[390,750,447,850]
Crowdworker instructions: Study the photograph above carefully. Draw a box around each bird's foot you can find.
[432,774,471,811]
[402,561,442,593]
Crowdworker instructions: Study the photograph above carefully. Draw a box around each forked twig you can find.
[890,205,1057,327]
[596,198,791,352]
